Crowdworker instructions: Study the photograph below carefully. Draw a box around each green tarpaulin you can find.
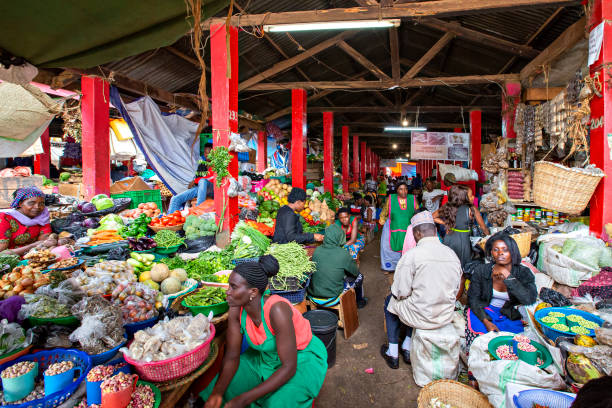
[0,0,228,68]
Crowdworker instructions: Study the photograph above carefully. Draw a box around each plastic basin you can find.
[155,244,182,255]
[488,335,552,369]
[182,300,229,317]
[534,307,603,342]
[124,316,159,337]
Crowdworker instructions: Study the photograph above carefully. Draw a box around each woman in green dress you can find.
[202,255,328,408]
[378,182,418,271]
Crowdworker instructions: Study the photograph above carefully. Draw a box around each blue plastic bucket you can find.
[2,362,38,402]
[44,367,75,396]
[87,378,104,406]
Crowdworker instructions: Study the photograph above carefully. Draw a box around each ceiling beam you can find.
[204,1,580,28]
[401,32,455,81]
[338,40,391,81]
[400,89,426,110]
[389,27,401,84]
[520,16,586,83]
[238,31,355,91]
[307,106,498,113]
[336,121,500,129]
[353,0,379,6]
[244,73,520,90]
[419,19,539,58]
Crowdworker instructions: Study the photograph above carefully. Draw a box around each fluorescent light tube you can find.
[384,126,427,132]
[264,19,400,32]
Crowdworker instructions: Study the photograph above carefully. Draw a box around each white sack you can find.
[439,163,478,181]
[411,323,461,387]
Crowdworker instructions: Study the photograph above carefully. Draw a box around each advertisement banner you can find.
[411,132,470,161]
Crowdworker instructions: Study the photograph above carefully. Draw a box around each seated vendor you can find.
[202,256,327,408]
[362,195,378,232]
[273,188,323,244]
[308,224,366,308]
[465,232,537,352]
[336,207,365,261]
[381,211,462,369]
[0,187,51,256]
[167,143,214,214]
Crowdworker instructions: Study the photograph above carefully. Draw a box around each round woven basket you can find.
[533,161,604,215]
[149,223,184,232]
[417,380,493,408]
[479,231,531,258]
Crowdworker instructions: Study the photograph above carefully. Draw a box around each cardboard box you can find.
[58,182,85,200]
[0,175,44,208]
[110,177,152,194]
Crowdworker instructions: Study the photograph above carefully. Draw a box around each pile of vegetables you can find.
[0,265,49,298]
[162,251,232,280]
[121,202,161,219]
[307,196,336,223]
[78,194,114,213]
[257,199,280,226]
[0,253,20,272]
[231,221,271,259]
[265,243,315,291]
[184,287,227,306]
[258,179,290,205]
[137,263,187,295]
[183,216,217,240]
[87,214,124,236]
[150,211,185,227]
[127,237,157,251]
[245,220,274,236]
[126,252,155,275]
[87,230,124,246]
[153,230,184,248]
[120,214,151,238]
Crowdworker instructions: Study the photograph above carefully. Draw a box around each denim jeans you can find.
[383,294,413,344]
[168,179,211,214]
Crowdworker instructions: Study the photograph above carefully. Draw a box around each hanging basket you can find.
[532,161,604,215]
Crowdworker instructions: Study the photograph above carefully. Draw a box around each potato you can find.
[21,289,34,295]
[8,272,21,282]
[3,291,14,299]
[12,284,23,293]
[20,278,33,287]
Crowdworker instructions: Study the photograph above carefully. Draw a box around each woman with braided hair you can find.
[202,255,327,408]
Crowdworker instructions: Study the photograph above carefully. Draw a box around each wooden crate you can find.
[305,163,323,180]
[0,176,44,208]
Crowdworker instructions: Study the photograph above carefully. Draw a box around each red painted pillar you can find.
[342,126,350,192]
[360,141,366,184]
[352,135,359,182]
[33,128,50,177]
[323,112,334,194]
[211,23,239,232]
[291,89,307,189]
[470,110,482,172]
[81,76,110,200]
[589,0,612,237]
[257,130,267,173]
[367,147,372,176]
[502,82,521,139]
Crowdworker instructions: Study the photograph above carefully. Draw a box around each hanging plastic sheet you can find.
[110,86,199,194]
[0,118,52,158]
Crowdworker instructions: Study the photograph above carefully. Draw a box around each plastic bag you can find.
[561,237,606,270]
[595,327,612,346]
[539,287,571,307]
[537,233,599,287]
[31,324,73,349]
[229,132,250,152]
[35,279,83,306]
[71,296,125,354]
[468,331,565,408]
[557,341,612,376]
[227,177,241,198]
[177,235,216,254]
[0,319,31,355]
[111,282,158,323]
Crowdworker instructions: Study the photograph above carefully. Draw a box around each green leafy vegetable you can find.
[205,146,233,188]
[184,286,227,306]
[264,243,315,291]
[153,230,185,248]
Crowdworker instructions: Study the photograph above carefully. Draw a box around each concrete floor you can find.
[315,235,421,407]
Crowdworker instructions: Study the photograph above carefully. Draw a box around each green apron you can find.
[389,194,415,252]
[200,297,328,407]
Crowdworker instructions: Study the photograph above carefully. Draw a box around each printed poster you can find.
[411,132,470,161]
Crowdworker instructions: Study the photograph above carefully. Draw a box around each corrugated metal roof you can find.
[105,2,584,131]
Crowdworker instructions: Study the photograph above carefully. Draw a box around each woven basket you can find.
[149,223,184,232]
[478,231,532,258]
[533,161,604,215]
[417,380,493,408]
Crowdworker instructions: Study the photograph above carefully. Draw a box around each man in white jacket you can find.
[380,210,462,369]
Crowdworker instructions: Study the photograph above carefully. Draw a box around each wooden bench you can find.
[307,288,359,339]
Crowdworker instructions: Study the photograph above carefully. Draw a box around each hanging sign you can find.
[588,22,604,66]
[411,132,470,161]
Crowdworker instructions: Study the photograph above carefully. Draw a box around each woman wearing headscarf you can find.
[308,224,366,308]
[0,187,51,256]
[378,182,418,272]
[202,256,327,408]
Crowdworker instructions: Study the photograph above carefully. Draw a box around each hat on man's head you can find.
[443,173,456,185]
[411,210,435,227]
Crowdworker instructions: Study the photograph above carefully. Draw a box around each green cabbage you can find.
[94,197,114,211]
